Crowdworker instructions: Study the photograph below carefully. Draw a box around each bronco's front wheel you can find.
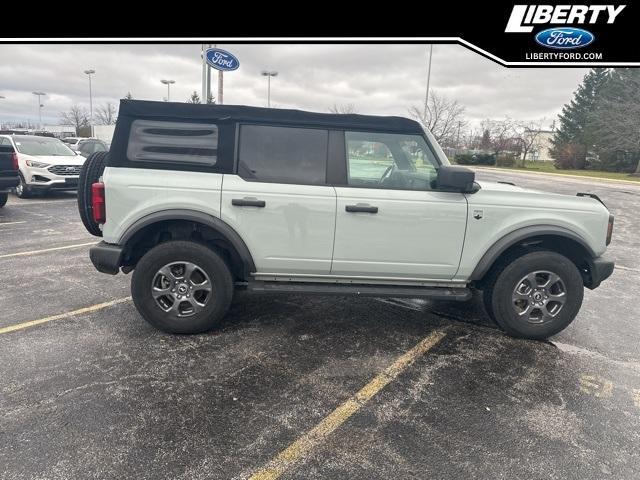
[131,241,233,334]
[485,251,584,340]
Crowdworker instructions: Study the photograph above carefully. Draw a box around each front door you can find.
[331,131,468,280]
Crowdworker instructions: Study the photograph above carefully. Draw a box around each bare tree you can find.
[409,91,467,146]
[514,120,546,167]
[60,105,89,135]
[480,117,519,155]
[328,103,357,114]
[95,102,117,125]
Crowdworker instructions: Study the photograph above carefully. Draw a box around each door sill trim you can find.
[252,272,466,288]
[246,280,471,300]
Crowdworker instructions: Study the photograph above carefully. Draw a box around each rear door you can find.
[331,130,468,280]
[221,124,337,275]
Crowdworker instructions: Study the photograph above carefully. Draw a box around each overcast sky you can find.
[0,44,587,127]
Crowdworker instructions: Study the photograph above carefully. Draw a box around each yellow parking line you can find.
[0,297,132,334]
[248,329,447,480]
[0,242,95,259]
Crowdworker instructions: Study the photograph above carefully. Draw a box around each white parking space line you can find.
[616,265,639,273]
[0,221,27,226]
[0,242,95,259]
[7,199,76,207]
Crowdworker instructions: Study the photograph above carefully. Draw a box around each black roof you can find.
[118,100,423,134]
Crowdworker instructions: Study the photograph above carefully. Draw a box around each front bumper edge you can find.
[586,256,615,290]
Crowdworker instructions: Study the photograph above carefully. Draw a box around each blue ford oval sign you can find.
[535,28,594,49]
[205,48,240,71]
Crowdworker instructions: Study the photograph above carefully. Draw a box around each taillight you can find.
[11,152,18,171]
[606,214,614,246]
[91,182,106,224]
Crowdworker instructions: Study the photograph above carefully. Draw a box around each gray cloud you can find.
[0,43,586,127]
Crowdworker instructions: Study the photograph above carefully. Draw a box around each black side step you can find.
[245,281,472,301]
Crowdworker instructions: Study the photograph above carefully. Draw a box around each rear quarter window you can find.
[127,120,218,166]
[238,125,328,185]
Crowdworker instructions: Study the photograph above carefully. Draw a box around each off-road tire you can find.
[483,251,584,340]
[131,241,234,334]
[77,151,108,236]
[0,193,7,207]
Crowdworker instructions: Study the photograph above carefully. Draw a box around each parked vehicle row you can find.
[0,135,108,199]
[62,137,109,157]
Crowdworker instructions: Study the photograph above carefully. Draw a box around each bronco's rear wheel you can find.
[131,241,234,334]
[485,251,584,340]
[77,151,108,237]
[0,193,7,207]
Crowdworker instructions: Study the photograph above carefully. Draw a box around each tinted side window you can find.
[238,125,328,185]
[127,120,218,165]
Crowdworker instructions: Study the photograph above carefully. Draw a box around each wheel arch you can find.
[119,209,256,281]
[470,225,596,286]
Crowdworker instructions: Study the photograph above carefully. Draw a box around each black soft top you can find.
[118,100,423,134]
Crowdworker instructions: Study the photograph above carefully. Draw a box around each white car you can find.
[78,100,615,340]
[0,135,86,198]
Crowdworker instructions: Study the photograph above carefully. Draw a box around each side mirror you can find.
[436,165,476,193]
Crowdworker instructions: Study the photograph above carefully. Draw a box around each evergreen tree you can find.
[187,91,201,104]
[479,129,491,151]
[589,68,640,174]
[550,68,609,169]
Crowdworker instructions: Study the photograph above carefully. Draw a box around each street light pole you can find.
[161,79,175,102]
[32,91,46,129]
[84,69,95,135]
[424,45,433,119]
[261,71,278,108]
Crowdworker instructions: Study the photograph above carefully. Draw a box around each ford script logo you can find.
[205,48,240,71]
[535,27,594,49]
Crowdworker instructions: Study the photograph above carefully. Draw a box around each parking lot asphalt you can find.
[1,172,639,480]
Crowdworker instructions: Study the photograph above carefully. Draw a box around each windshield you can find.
[14,137,76,156]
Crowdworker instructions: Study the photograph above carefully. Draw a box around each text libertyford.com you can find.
[526,51,603,60]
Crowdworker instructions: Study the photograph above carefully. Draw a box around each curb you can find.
[470,166,640,186]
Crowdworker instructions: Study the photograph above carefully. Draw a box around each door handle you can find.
[345,204,378,214]
[232,198,266,207]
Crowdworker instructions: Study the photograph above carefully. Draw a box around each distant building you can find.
[93,125,116,146]
[528,130,554,162]
[42,125,76,138]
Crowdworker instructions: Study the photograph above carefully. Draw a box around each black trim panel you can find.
[326,129,347,185]
[89,241,124,275]
[0,176,19,190]
[585,256,615,290]
[470,225,597,281]
[247,281,472,300]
